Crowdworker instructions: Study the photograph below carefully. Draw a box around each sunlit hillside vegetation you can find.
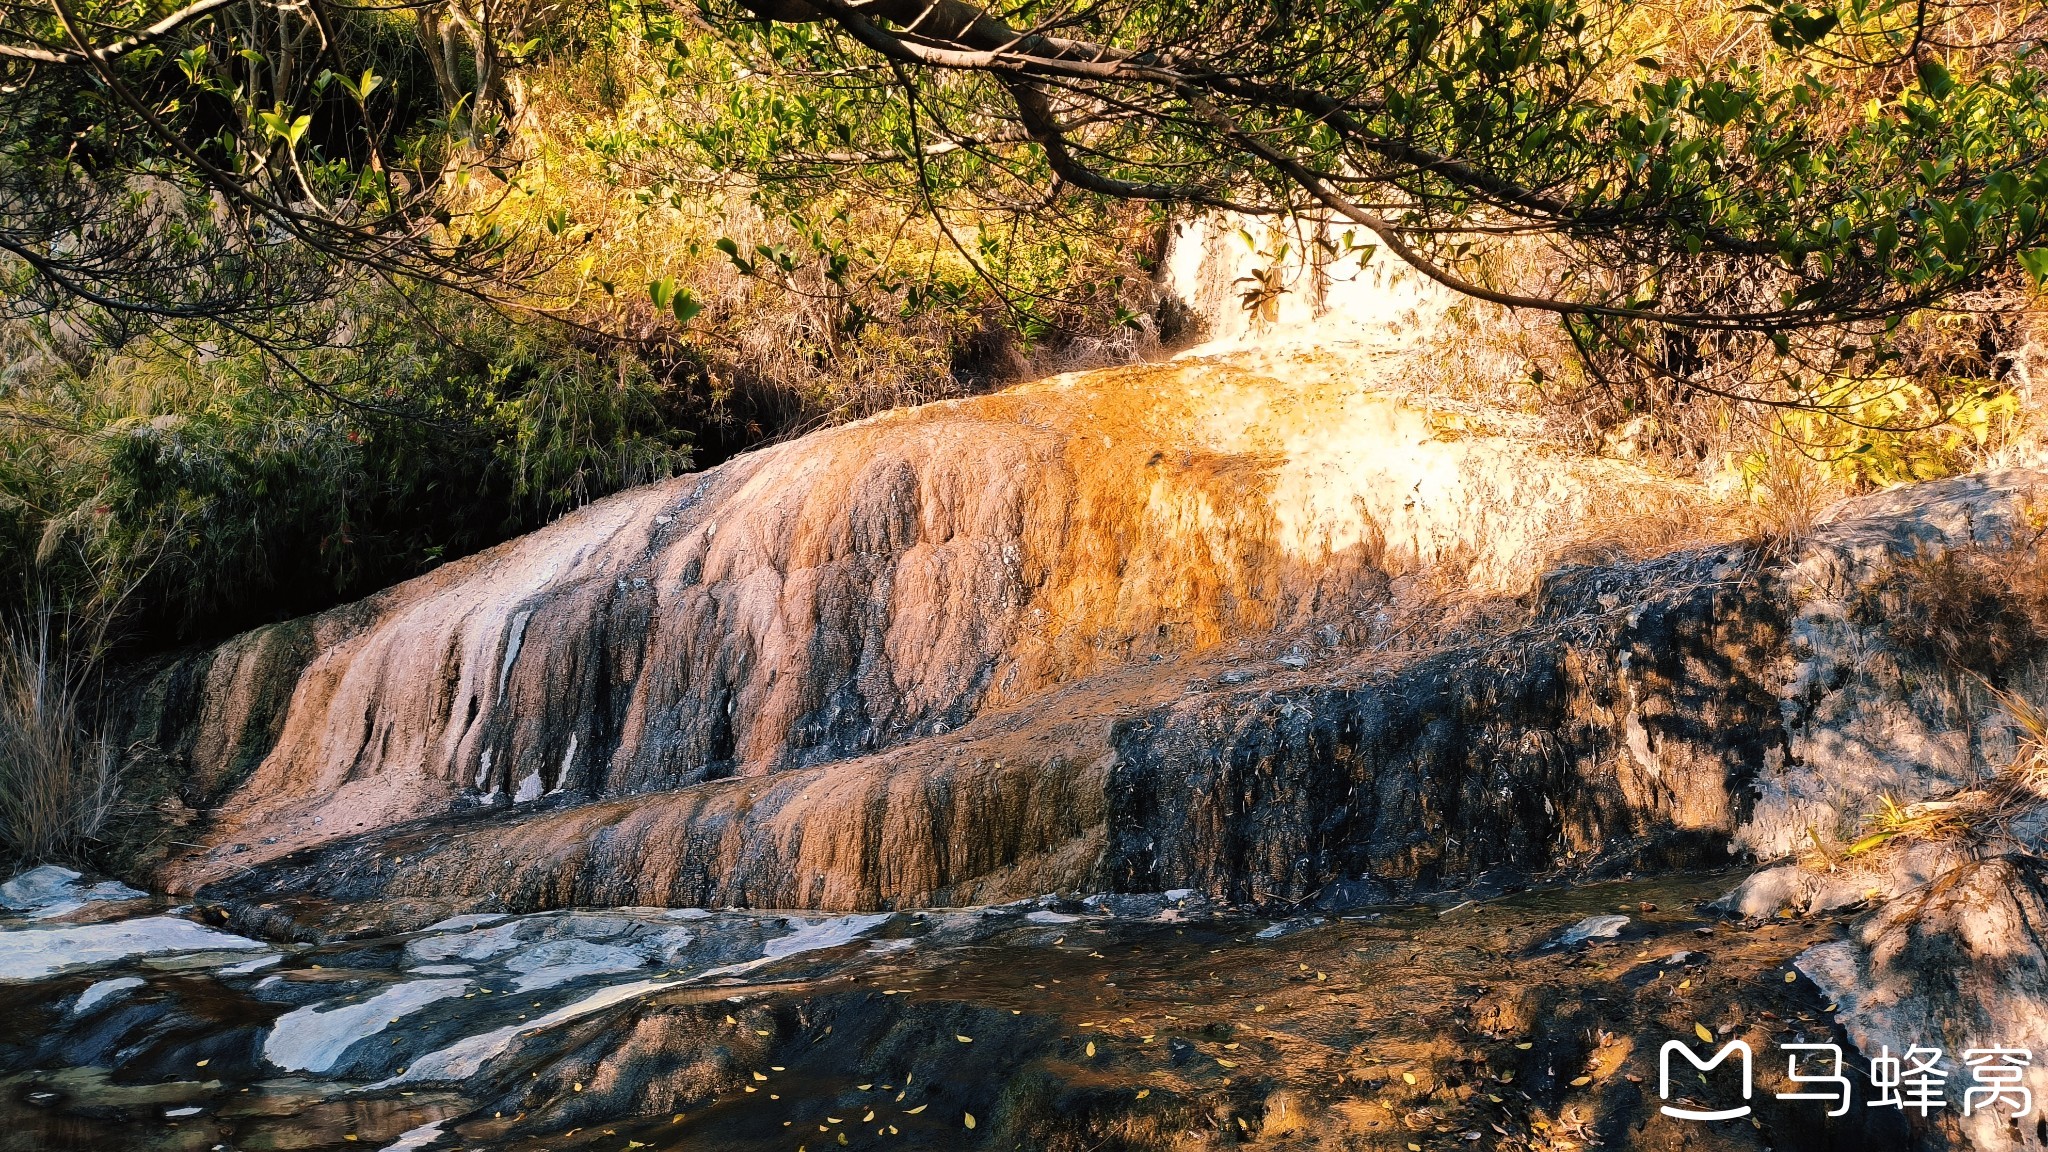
[1,0,2046,653]
[0,3,1162,647]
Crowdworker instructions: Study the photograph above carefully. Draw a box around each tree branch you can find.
[0,0,238,64]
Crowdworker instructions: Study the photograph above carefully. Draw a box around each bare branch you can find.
[0,0,237,63]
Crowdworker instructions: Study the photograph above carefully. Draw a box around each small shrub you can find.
[0,615,116,865]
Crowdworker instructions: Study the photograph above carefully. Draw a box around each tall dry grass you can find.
[0,613,116,864]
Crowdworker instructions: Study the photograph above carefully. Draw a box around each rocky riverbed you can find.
[2,865,1932,1152]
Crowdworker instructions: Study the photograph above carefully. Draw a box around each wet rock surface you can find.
[1103,546,1781,905]
[184,539,1791,921]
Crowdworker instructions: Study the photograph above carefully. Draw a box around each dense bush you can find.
[0,291,692,648]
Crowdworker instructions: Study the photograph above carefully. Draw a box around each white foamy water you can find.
[0,916,263,981]
[383,975,686,1084]
[386,911,892,1085]
[70,976,144,1014]
[503,939,648,991]
[378,1120,446,1151]
[264,978,470,1072]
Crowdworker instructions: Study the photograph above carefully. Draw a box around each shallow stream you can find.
[0,870,1904,1151]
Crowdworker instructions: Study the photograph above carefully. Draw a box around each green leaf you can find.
[339,69,385,103]
[672,289,703,325]
[2018,248,2048,287]
[714,237,754,275]
[1916,58,1955,100]
[176,45,208,83]
[1788,7,1838,42]
[257,109,312,148]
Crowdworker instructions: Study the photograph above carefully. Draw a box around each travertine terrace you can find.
[125,338,1723,906]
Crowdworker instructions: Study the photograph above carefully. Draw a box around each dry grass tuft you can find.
[1740,438,1835,553]
[0,615,116,865]
[1853,528,2048,681]
[1543,482,1751,570]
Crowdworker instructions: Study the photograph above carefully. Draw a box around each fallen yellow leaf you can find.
[964,1113,976,1129]
[1694,1023,1714,1044]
